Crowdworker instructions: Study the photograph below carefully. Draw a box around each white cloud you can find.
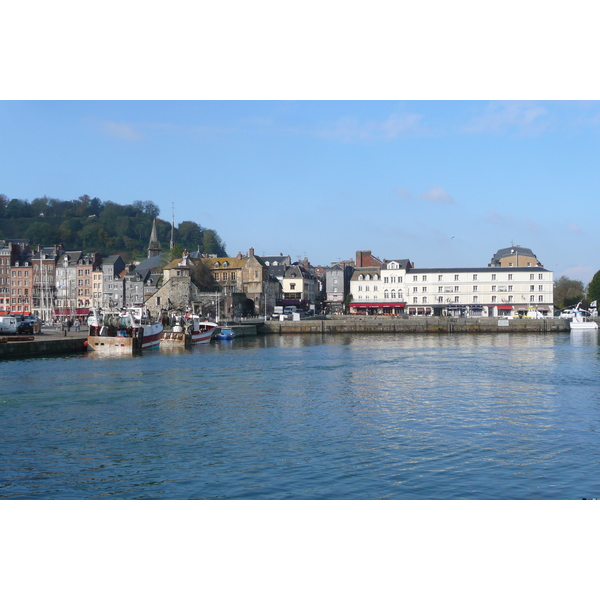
[395,187,412,199]
[316,111,426,141]
[464,101,549,135]
[101,120,143,140]
[486,209,516,226]
[420,186,454,204]
[567,220,582,233]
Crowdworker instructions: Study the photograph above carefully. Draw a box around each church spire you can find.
[147,218,161,259]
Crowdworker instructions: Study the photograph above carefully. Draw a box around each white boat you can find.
[570,303,598,331]
[162,314,218,345]
[86,306,164,353]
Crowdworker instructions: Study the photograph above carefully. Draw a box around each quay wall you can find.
[259,316,572,335]
[0,335,88,359]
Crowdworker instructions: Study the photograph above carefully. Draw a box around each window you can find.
[231,272,236,281]
[373,285,378,291]
[391,289,396,298]
[473,286,478,292]
[508,274,513,280]
[422,275,427,282]
[413,276,418,282]
[390,276,396,284]
[539,295,544,302]
[365,285,370,292]
[530,285,534,291]
[473,296,478,303]
[530,295,535,302]
[413,287,418,293]
[530,274,535,280]
[508,295,513,302]
[473,274,478,281]
[422,297,427,303]
[290,283,296,290]
[365,274,371,281]
[384,289,389,298]
[492,274,497,281]
[508,285,513,292]
[492,295,497,302]
[413,297,418,303]
[358,285,362,292]
[454,274,459,281]
[509,262,513,267]
[438,296,443,303]
[384,277,389,283]
[454,286,459,292]
[539,274,543,280]
[223,272,228,281]
[438,275,443,281]
[438,286,443,293]
[455,296,459,302]
[539,285,543,291]
[492,285,496,292]
[422,287,427,292]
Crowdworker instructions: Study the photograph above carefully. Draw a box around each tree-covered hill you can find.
[0,194,226,259]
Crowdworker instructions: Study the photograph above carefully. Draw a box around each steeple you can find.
[147,219,161,259]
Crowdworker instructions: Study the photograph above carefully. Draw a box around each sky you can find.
[1,100,600,282]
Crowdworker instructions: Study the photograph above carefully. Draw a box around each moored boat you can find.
[161,314,218,346]
[570,303,598,331]
[86,306,163,354]
[214,326,236,340]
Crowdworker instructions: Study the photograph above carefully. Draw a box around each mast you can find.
[170,202,174,250]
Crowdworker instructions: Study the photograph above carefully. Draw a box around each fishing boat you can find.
[86,306,163,354]
[161,314,218,346]
[214,326,236,340]
[570,303,598,331]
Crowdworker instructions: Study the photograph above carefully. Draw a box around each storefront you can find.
[497,304,513,317]
[349,302,406,315]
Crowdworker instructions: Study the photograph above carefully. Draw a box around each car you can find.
[17,321,34,335]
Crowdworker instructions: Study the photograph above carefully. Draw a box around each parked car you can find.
[17,321,34,335]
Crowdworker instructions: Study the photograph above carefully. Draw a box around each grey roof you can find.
[491,246,537,262]
[381,259,412,270]
[259,254,291,266]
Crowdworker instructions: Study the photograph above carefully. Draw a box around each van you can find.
[0,316,18,335]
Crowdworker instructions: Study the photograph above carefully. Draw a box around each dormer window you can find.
[223,261,229,268]
[214,261,220,268]
[358,274,364,281]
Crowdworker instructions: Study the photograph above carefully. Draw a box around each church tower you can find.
[147,219,162,259]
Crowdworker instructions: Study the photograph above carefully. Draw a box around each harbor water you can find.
[2,331,600,499]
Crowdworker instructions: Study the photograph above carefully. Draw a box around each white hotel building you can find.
[349,248,554,318]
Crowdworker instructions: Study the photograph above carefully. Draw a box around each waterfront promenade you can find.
[0,317,578,359]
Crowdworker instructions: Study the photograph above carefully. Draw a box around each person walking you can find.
[74,318,81,333]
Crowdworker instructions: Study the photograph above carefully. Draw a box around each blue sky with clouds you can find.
[1,100,600,282]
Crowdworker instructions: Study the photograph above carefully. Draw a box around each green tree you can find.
[587,270,600,305]
[554,276,585,308]
[0,193,7,217]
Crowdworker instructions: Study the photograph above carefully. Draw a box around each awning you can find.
[350,302,405,308]
[497,305,513,310]
[76,308,90,315]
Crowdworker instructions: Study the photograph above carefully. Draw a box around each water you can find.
[2,331,600,499]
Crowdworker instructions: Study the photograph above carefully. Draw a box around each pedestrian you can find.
[67,319,72,333]
[74,318,81,332]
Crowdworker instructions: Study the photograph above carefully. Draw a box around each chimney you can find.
[249,247,254,257]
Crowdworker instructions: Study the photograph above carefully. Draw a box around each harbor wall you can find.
[259,316,572,335]
[0,336,88,358]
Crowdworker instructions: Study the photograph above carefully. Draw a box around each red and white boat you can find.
[162,314,218,346]
[86,306,163,354]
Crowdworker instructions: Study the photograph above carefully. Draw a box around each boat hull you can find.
[570,322,598,330]
[87,323,163,353]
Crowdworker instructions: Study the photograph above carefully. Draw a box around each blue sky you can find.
[1,100,600,282]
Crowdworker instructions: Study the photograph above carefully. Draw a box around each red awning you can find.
[497,305,513,310]
[76,308,90,315]
[350,302,406,308]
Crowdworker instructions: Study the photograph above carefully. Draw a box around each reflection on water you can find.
[1,332,600,499]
